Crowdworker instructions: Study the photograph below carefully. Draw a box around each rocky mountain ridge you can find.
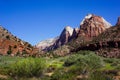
[36,14,112,51]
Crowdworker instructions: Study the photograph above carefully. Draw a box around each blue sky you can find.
[0,0,120,45]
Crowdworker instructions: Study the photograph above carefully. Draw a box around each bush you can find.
[77,50,93,55]
[64,54,79,66]
[13,45,17,48]
[63,51,104,75]
[6,35,10,39]
[103,58,115,63]
[7,46,12,55]
[64,51,103,69]
[89,71,112,80]
[22,50,28,54]
[51,68,75,80]
[10,57,46,77]
[27,44,32,48]
[83,53,104,70]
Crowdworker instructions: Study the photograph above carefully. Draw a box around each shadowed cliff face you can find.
[0,26,38,56]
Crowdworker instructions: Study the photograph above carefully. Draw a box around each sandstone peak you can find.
[80,14,112,28]
[65,26,73,36]
[79,14,112,40]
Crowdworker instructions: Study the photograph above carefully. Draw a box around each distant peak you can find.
[65,26,72,30]
[65,26,73,36]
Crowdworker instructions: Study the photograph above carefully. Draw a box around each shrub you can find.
[2,34,4,36]
[10,57,46,77]
[22,50,28,54]
[83,53,104,70]
[89,71,112,80]
[6,35,10,39]
[64,56,78,66]
[27,44,32,48]
[7,46,12,55]
[103,58,115,63]
[76,50,93,55]
[13,45,17,48]
[64,51,104,74]
[51,68,75,80]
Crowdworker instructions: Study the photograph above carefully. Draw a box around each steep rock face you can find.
[53,26,73,49]
[70,28,80,40]
[37,26,74,51]
[116,17,120,25]
[36,37,59,51]
[0,26,37,55]
[79,14,112,41]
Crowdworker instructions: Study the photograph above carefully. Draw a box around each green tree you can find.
[6,35,10,40]
[7,45,12,55]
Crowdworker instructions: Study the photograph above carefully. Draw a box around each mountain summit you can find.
[36,37,59,51]
[78,14,112,41]
[80,14,111,28]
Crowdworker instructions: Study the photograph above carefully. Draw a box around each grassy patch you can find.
[100,63,114,71]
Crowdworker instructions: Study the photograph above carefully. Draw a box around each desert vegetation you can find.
[0,51,120,80]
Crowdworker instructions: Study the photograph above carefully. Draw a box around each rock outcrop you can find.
[70,28,80,40]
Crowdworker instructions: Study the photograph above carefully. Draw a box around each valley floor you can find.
[0,51,120,80]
